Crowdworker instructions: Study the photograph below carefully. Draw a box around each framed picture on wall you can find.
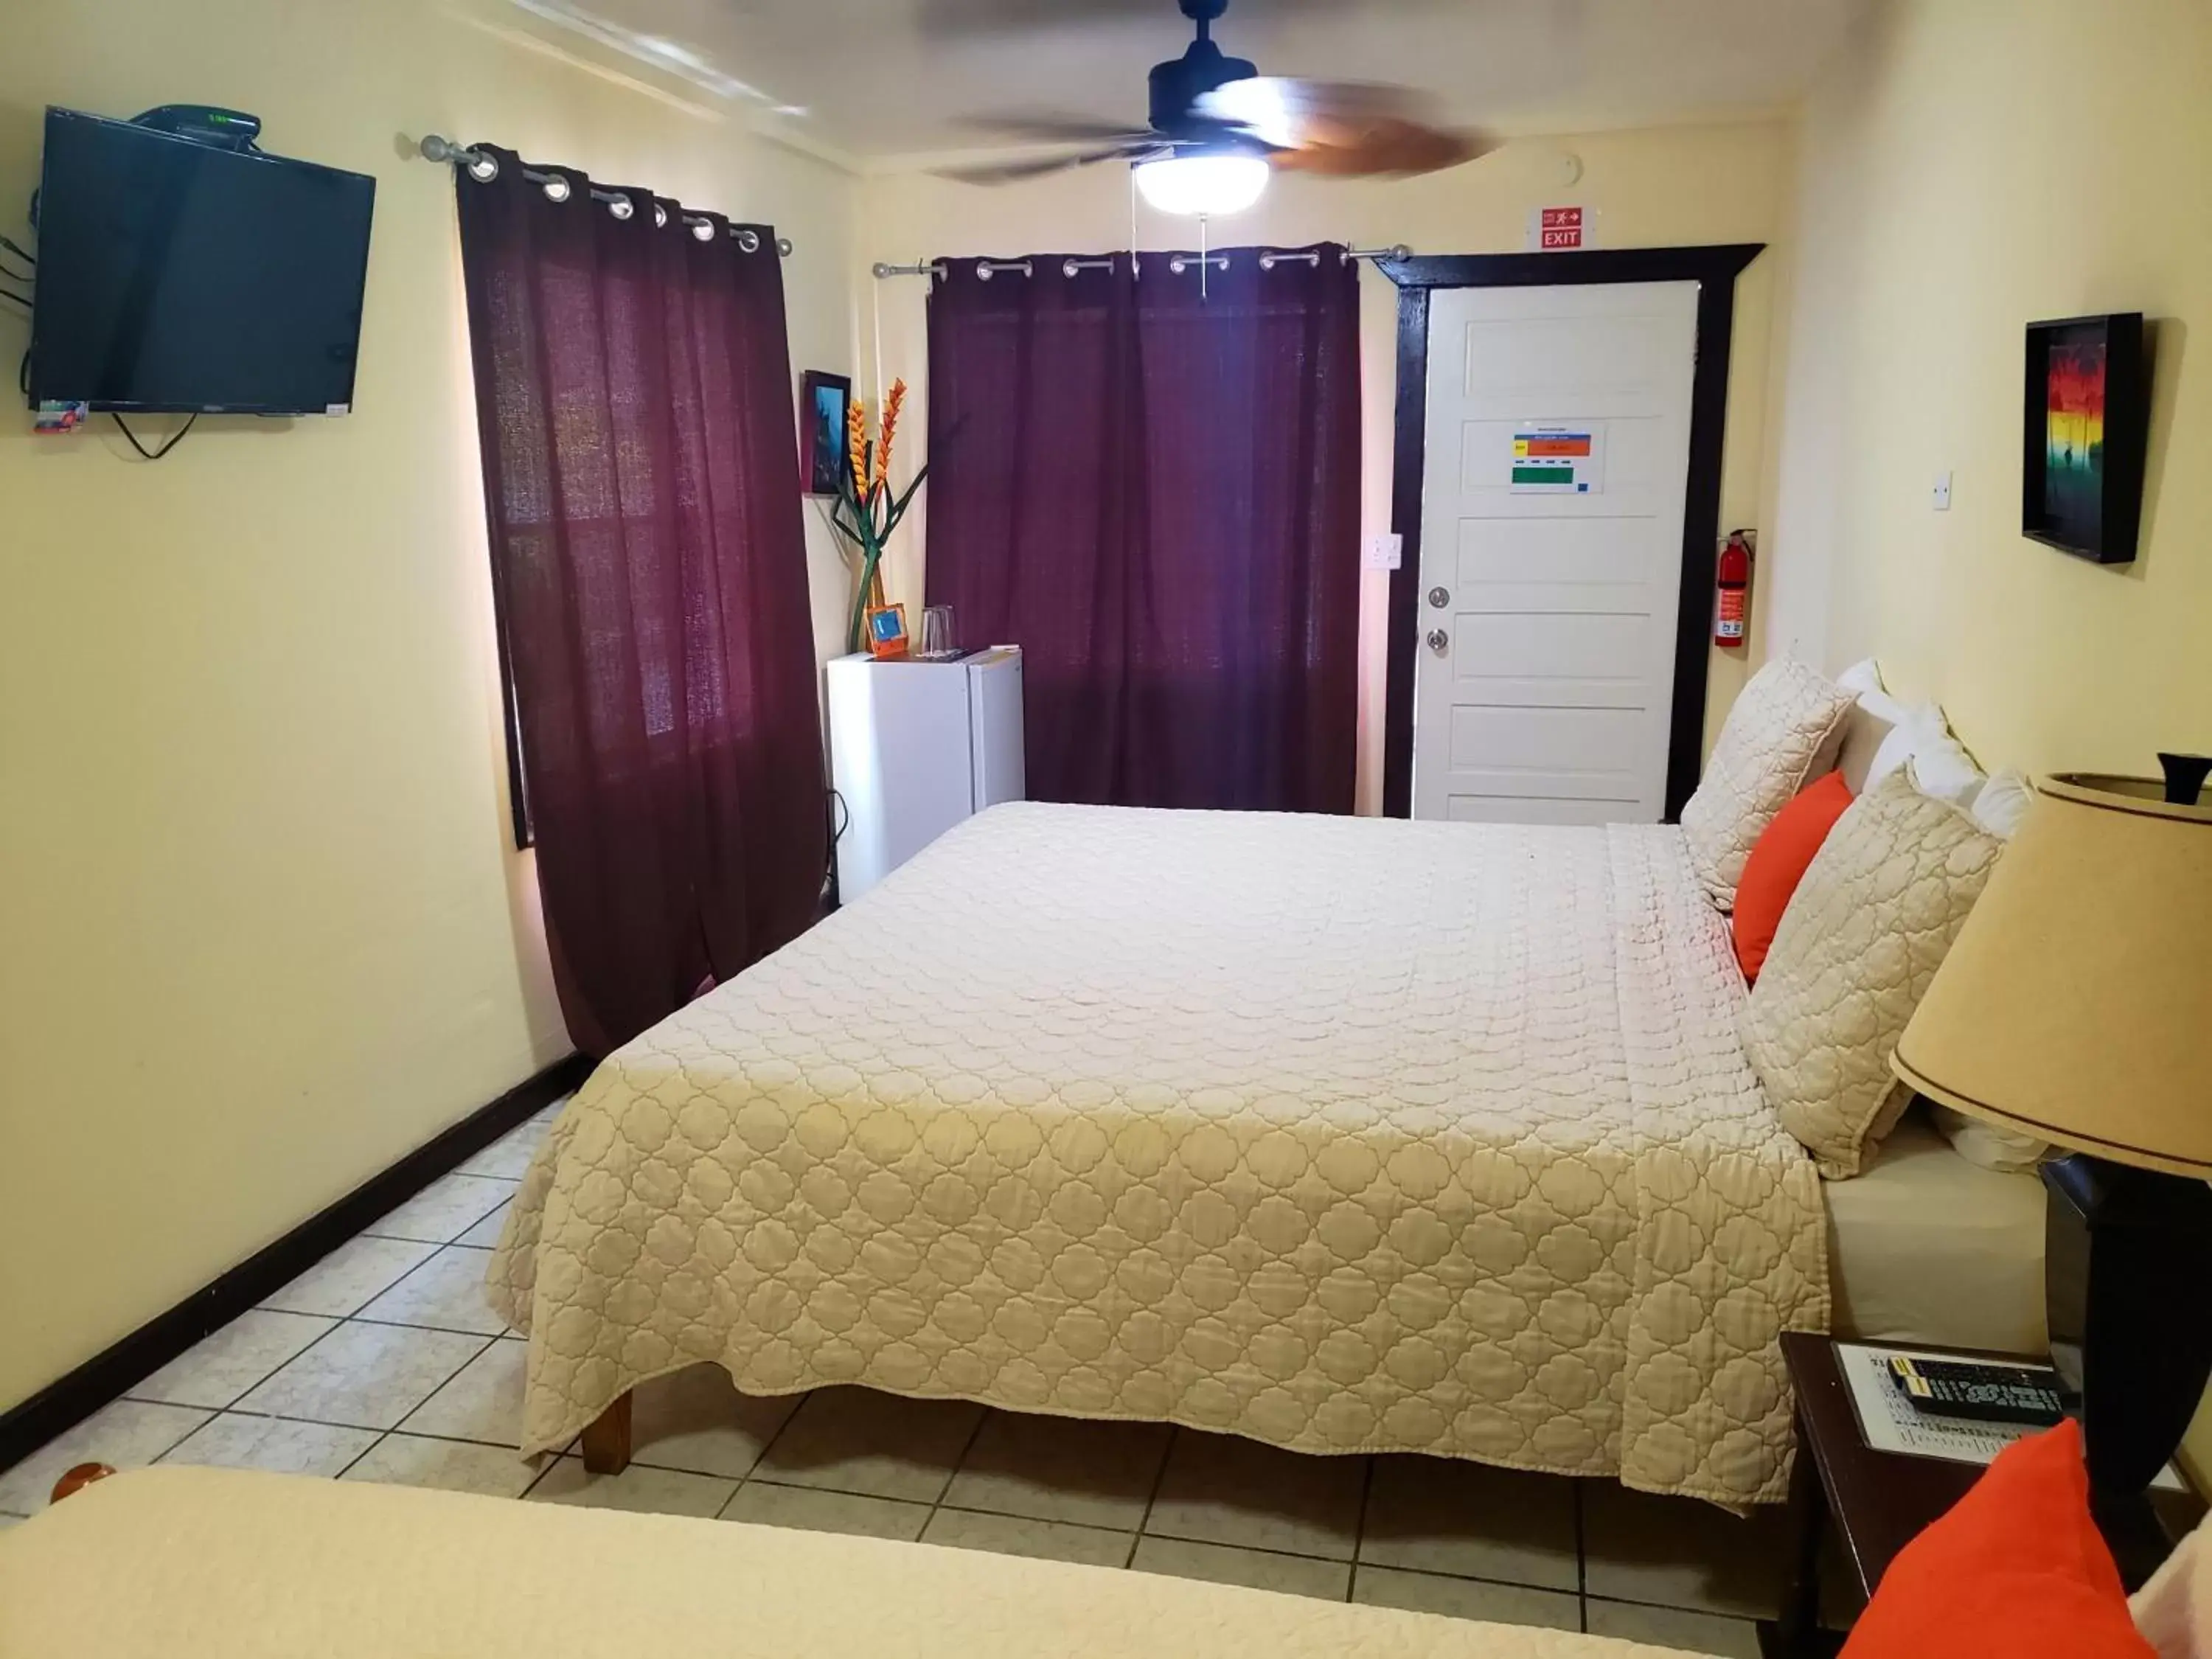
[801,369,852,497]
[2022,313,2146,565]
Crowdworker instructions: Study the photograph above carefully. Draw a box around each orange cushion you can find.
[1733,770,1854,981]
[1842,1419,2156,1659]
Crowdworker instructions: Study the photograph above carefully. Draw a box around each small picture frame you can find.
[864,602,910,660]
[2022,313,2147,566]
[801,370,853,497]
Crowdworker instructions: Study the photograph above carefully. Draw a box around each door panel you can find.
[1413,282,1700,826]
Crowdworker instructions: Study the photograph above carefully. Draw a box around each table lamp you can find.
[1891,764,2212,1497]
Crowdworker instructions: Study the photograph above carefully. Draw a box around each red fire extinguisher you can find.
[1715,530,1755,647]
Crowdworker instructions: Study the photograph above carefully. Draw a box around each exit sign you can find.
[1529,206,1593,251]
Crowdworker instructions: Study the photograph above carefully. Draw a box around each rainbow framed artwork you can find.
[2022,313,2146,564]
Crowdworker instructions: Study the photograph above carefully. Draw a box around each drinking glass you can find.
[919,605,956,659]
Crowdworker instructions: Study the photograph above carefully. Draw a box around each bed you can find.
[2,1466,1743,1658]
[1826,1110,2048,1354]
[490,801,1829,1507]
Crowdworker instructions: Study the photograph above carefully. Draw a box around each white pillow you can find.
[2133,1511,2212,1659]
[1930,1105,2049,1173]
[1681,658,1859,911]
[1919,767,2045,1169]
[1835,658,1885,699]
[1833,658,1905,793]
[1972,768,2035,840]
[1739,770,2006,1178]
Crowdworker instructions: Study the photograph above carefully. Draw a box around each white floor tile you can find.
[627,1366,801,1478]
[158,1413,378,1477]
[749,1387,984,1503]
[1587,1599,1764,1658]
[126,1311,337,1410]
[0,1400,212,1514]
[398,1337,529,1446]
[1128,1534,1352,1600]
[1352,1565,1582,1629]
[942,1411,1172,1531]
[456,1119,550,1180]
[1358,1455,1581,1591]
[365,1172,516,1244]
[456,1203,513,1248]
[921,1506,1133,1568]
[235,1321,489,1430]
[1144,1430,1366,1561]
[1582,1484,1789,1619]
[356,1246,507,1335]
[720,1481,932,1540]
[259,1235,439,1318]
[342,1433,540,1497]
[525,1455,736,1517]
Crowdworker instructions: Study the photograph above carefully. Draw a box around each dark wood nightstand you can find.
[1759,1332,2205,1658]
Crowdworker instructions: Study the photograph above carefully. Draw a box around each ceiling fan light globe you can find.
[1134,153,1270,216]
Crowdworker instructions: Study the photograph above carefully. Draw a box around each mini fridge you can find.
[827,646,1026,904]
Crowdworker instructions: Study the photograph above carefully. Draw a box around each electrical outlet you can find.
[1932,471,1954,511]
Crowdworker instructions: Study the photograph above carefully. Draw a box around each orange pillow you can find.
[1842,1419,2155,1658]
[1733,770,1854,981]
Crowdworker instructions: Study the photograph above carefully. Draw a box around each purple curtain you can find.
[925,244,1360,813]
[456,149,825,1058]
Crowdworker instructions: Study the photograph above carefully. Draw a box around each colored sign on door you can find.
[1510,425,1603,493]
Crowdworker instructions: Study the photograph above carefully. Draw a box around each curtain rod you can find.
[418,136,793,257]
[870,244,1411,279]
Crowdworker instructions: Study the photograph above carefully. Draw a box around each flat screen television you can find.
[28,108,376,416]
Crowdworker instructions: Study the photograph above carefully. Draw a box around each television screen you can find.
[29,108,376,416]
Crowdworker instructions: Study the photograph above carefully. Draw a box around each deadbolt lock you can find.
[1428,586,1450,608]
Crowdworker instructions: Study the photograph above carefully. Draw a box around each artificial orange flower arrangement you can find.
[830,378,930,654]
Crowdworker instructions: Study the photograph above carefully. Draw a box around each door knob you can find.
[1426,628,1450,655]
[1428,586,1450,609]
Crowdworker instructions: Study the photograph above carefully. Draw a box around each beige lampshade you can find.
[1891,772,2212,1178]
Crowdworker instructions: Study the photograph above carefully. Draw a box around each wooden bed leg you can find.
[580,1391,633,1475]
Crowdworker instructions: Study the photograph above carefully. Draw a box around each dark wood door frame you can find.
[1378,244,1765,821]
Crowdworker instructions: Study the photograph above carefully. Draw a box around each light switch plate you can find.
[1932,471,1953,511]
[1365,533,1404,572]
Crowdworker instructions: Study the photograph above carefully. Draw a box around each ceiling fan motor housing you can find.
[1150,37,1259,139]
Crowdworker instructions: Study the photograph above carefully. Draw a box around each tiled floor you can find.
[0,1102,1793,1656]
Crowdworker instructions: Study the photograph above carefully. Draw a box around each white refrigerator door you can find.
[967,647,1026,810]
[827,655,975,904]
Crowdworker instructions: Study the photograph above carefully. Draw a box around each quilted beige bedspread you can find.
[490,803,1829,1505]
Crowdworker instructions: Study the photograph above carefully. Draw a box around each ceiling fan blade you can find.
[1195,78,1436,147]
[931,142,1155,186]
[1269,121,1503,178]
[957,114,1159,145]
[1196,77,1497,178]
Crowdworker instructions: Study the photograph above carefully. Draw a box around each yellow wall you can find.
[0,0,857,1413]
[1767,0,2212,773]
[854,119,1798,811]
[1765,0,2212,1475]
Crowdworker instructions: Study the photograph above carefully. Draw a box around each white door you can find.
[1413,282,1700,824]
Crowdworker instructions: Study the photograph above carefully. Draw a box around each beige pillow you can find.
[1739,769,2004,1178]
[1681,658,1857,910]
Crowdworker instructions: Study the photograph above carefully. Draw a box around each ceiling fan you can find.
[938,0,1498,214]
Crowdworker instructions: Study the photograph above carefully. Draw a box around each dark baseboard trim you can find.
[0,1051,592,1479]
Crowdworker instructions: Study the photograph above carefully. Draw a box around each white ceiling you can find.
[509,0,1868,163]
